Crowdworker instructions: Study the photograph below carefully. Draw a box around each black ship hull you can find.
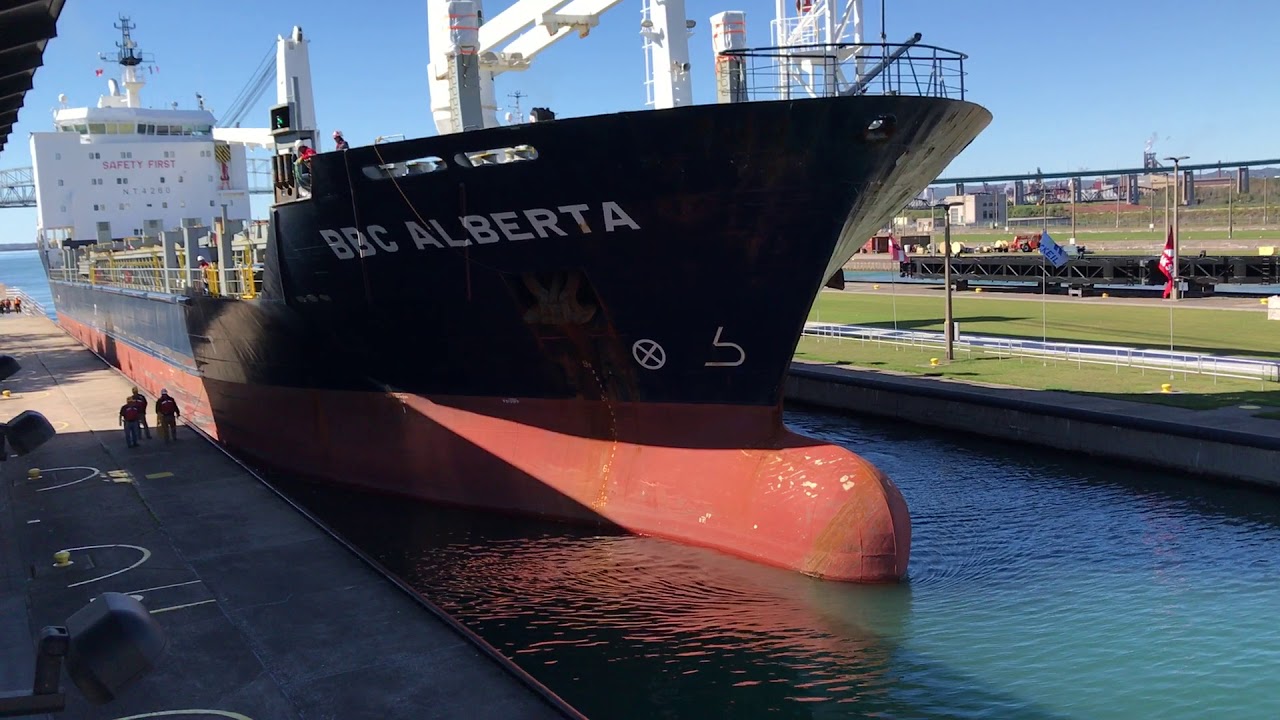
[51,95,991,582]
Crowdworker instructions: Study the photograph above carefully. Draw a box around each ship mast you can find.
[771,0,865,98]
[100,15,154,109]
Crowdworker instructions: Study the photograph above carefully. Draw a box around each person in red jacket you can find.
[119,397,143,448]
[128,387,151,440]
[155,389,181,443]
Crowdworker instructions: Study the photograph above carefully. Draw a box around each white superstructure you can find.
[29,16,252,247]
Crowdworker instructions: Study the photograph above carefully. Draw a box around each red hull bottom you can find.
[60,315,911,582]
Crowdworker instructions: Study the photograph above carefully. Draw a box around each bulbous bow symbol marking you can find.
[631,339,666,370]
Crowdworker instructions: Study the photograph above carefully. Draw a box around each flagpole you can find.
[889,233,899,332]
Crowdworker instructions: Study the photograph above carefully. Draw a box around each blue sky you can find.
[2,0,1277,240]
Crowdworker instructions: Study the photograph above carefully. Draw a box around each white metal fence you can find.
[2,287,49,318]
[803,322,1280,382]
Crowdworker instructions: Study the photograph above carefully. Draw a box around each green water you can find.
[278,409,1280,719]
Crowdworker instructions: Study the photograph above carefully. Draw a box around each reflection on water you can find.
[276,407,1280,719]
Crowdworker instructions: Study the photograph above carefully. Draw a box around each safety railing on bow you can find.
[718,37,967,102]
[47,260,263,299]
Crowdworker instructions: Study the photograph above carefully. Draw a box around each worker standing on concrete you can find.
[155,389,180,443]
[128,387,152,440]
[120,397,143,448]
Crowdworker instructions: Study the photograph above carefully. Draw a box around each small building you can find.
[943,192,1007,227]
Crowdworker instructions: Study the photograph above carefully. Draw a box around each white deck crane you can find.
[428,0,699,134]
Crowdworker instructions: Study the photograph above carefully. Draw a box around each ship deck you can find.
[0,313,579,719]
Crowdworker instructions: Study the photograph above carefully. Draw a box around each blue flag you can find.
[1038,230,1069,268]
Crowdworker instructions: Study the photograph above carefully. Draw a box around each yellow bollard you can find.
[53,551,72,567]
[1160,383,1173,393]
[1102,292,1110,298]
[1262,298,1269,305]
[872,284,880,290]
[27,468,41,480]
[930,358,940,367]
[1,389,9,398]
[975,287,983,293]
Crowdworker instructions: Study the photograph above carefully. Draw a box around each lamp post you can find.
[1164,156,1189,300]
[935,201,958,360]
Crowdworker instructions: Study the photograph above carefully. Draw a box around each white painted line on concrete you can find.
[123,579,203,595]
[58,544,152,588]
[34,466,101,492]
[149,598,217,615]
[110,710,254,720]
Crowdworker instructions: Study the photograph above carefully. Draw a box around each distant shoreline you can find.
[0,245,36,252]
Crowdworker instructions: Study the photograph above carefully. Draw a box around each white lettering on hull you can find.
[315,202,640,260]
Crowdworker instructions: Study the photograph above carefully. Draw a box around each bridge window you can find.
[89,123,106,134]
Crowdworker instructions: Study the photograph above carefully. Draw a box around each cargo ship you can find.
[35,2,990,582]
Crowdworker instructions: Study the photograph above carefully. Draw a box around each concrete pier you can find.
[786,361,1280,490]
[1,313,579,719]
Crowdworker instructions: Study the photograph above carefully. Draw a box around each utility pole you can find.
[936,202,957,361]
[1071,178,1077,241]
[1164,156,1189,300]
[1228,177,1234,239]
[1115,176,1121,228]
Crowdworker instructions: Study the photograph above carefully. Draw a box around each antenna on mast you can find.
[99,15,155,107]
[508,90,527,124]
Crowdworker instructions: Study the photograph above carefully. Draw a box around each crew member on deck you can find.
[120,396,143,448]
[12,297,20,314]
[294,141,317,193]
[128,387,152,440]
[156,389,181,443]
[333,130,349,151]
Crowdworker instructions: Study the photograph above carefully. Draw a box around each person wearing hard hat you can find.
[127,386,151,440]
[119,396,143,448]
[155,389,181,443]
[332,130,349,151]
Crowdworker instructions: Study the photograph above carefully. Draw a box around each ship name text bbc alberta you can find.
[318,201,641,260]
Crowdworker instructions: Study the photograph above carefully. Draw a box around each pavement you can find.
[0,312,577,720]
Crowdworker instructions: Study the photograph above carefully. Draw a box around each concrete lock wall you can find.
[784,366,1280,490]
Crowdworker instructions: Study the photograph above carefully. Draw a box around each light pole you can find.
[935,201,958,360]
[1164,156,1189,300]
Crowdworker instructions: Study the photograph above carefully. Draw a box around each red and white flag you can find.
[888,233,907,262]
[94,68,103,77]
[1158,225,1175,299]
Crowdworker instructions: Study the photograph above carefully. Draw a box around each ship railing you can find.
[2,287,47,317]
[718,38,967,102]
[47,264,263,300]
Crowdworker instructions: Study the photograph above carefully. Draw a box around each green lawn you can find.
[795,337,1280,411]
[807,292,1280,359]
